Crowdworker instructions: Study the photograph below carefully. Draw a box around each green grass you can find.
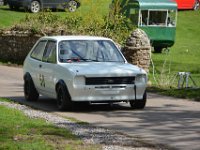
[0,0,111,28]
[149,11,200,100]
[150,10,200,87]
[0,6,28,28]
[0,99,101,150]
[148,87,200,101]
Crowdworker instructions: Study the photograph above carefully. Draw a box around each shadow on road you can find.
[2,95,200,150]
[4,96,135,112]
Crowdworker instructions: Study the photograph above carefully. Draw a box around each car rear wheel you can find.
[130,91,147,109]
[30,0,40,13]
[24,75,39,101]
[154,46,163,53]
[194,0,200,10]
[57,84,73,111]
[68,0,78,12]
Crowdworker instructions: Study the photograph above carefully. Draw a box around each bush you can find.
[9,1,134,45]
[1,0,135,64]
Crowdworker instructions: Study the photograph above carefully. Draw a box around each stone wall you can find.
[0,29,68,64]
[0,31,40,63]
[0,29,151,70]
[122,29,151,72]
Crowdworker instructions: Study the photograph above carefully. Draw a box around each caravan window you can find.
[149,10,167,25]
[139,9,176,27]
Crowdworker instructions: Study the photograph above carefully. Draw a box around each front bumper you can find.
[69,84,146,102]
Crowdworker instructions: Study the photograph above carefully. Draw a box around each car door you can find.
[42,0,61,8]
[175,0,182,8]
[40,40,57,98]
[29,40,47,92]
[42,0,53,8]
[181,0,194,8]
[184,0,193,8]
[175,0,189,9]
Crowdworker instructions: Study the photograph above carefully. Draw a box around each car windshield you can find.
[58,40,125,63]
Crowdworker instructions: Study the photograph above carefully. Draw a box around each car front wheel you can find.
[56,84,73,111]
[154,46,163,53]
[68,0,78,12]
[30,0,40,13]
[24,75,39,101]
[130,91,147,109]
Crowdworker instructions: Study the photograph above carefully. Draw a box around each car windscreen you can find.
[58,40,125,63]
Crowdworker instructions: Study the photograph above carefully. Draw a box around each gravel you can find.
[0,101,164,150]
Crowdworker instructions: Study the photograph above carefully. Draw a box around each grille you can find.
[85,77,135,85]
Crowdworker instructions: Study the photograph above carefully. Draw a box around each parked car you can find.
[7,0,80,13]
[174,0,200,10]
[23,36,147,110]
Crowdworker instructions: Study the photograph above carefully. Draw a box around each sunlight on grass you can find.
[150,10,200,88]
[0,0,112,28]
[0,103,101,150]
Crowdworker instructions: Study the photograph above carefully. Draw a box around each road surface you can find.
[0,65,200,150]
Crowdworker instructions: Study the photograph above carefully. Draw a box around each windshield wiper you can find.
[104,60,122,62]
[62,58,99,63]
[79,59,99,62]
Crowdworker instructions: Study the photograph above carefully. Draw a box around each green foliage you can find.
[13,9,62,34]
[148,87,200,101]
[0,6,28,28]
[150,11,200,89]
[9,1,132,45]
[150,50,177,88]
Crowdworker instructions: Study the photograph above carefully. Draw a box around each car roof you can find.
[40,35,113,42]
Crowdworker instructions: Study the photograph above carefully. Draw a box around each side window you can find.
[149,11,167,26]
[141,10,148,26]
[43,41,57,63]
[31,40,47,61]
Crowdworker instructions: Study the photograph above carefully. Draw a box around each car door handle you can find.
[39,64,42,68]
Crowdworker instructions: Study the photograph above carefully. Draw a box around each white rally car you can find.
[23,36,147,110]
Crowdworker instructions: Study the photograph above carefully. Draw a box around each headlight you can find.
[74,76,85,85]
[135,74,147,83]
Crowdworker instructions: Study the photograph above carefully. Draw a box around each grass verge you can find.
[147,87,200,102]
[150,10,200,87]
[0,99,101,150]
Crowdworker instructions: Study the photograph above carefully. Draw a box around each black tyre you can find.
[130,91,147,109]
[30,0,40,13]
[193,0,200,10]
[56,84,73,111]
[68,0,78,12]
[154,47,163,53]
[24,75,39,101]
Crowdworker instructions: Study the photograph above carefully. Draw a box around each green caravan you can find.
[116,0,178,53]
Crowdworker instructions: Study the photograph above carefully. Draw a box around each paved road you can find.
[0,65,200,150]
